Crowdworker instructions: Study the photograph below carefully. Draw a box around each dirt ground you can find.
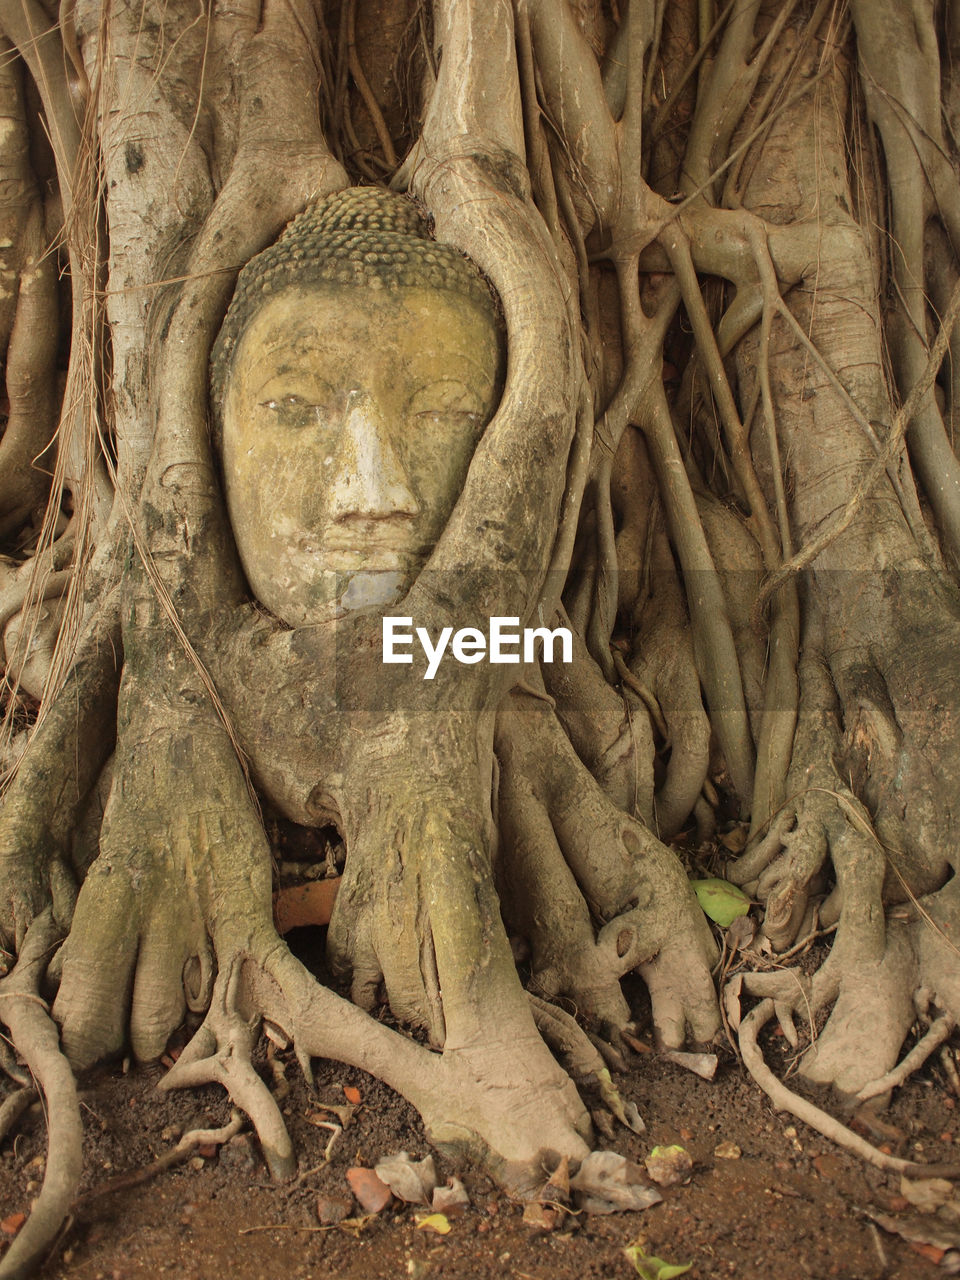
[3,975,959,1280]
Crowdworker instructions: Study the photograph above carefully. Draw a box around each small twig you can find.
[867,1221,888,1272]
[776,920,837,963]
[240,1217,372,1236]
[304,1116,342,1163]
[854,1016,955,1104]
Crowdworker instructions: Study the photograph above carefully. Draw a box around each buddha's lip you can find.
[296,547,427,572]
[296,534,431,564]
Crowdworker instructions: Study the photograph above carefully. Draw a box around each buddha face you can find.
[222,283,502,626]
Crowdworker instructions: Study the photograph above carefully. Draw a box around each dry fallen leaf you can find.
[864,1207,960,1255]
[645,1146,694,1188]
[908,1241,946,1265]
[432,1178,470,1216]
[342,1085,362,1105]
[621,1030,653,1055]
[374,1151,437,1205]
[522,1202,558,1232]
[719,824,748,854]
[662,1050,718,1081]
[308,1103,356,1129]
[415,1213,451,1235]
[0,1213,26,1237]
[542,1155,570,1203]
[569,1151,663,1214]
[900,1176,955,1214]
[345,1166,391,1214]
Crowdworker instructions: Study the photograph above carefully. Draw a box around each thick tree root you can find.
[496,690,720,1047]
[737,996,960,1180]
[0,912,81,1280]
[159,928,593,1197]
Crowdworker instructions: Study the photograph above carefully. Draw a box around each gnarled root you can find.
[0,911,81,1280]
[159,958,295,1181]
[736,995,960,1180]
[164,933,593,1195]
[0,597,121,955]
[734,833,960,1140]
[495,688,720,1048]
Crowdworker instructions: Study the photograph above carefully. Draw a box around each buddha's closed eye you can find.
[260,395,335,429]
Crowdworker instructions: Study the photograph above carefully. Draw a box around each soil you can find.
[3,976,959,1280]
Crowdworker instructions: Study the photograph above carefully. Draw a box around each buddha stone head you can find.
[212,187,504,626]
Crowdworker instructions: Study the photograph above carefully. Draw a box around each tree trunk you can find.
[1,1,959,1273]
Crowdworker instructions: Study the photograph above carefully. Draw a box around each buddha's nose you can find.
[328,390,420,522]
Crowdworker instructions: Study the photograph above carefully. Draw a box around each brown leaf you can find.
[346,1167,391,1214]
[522,1202,558,1232]
[374,1151,437,1205]
[719,824,748,853]
[569,1151,662,1214]
[307,1104,355,1129]
[1,1213,26,1237]
[542,1155,570,1202]
[663,1050,718,1081]
[899,1176,954,1213]
[342,1085,362,1105]
[432,1178,470,1216]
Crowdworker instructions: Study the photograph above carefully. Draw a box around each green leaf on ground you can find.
[624,1239,693,1280]
[691,877,751,927]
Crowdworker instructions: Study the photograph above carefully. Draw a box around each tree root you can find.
[854,1015,956,1106]
[736,995,960,1181]
[158,962,295,1183]
[0,912,81,1280]
[74,1110,244,1208]
[0,1087,34,1145]
[0,1033,30,1086]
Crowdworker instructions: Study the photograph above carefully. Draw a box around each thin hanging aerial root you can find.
[158,962,295,1182]
[0,911,82,1280]
[736,996,960,1180]
[854,1015,956,1106]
